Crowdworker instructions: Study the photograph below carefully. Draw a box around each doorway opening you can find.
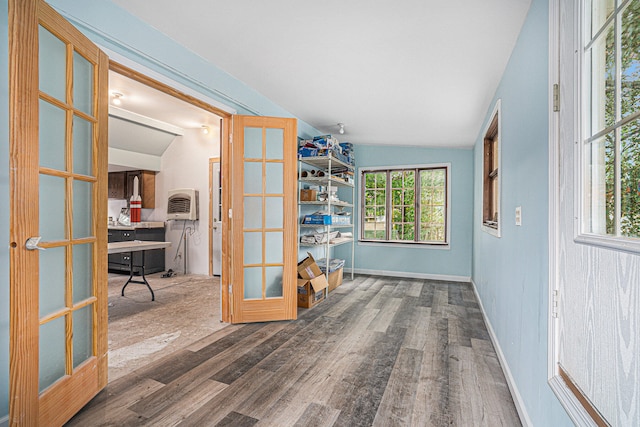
[106,63,228,381]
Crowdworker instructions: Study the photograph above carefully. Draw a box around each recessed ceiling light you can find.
[111,92,123,106]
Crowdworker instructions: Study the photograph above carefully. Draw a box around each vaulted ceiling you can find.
[111,0,532,148]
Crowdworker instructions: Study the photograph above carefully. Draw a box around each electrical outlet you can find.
[515,206,522,226]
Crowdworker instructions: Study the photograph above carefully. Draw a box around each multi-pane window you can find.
[582,0,640,239]
[361,166,448,244]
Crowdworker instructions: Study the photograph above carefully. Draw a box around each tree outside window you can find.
[584,0,640,238]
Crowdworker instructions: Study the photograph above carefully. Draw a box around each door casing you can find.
[107,61,234,323]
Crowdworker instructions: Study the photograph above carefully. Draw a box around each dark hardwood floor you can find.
[66,275,521,427]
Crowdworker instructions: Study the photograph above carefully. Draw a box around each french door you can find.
[9,0,109,425]
[230,116,297,323]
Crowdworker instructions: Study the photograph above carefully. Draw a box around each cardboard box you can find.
[327,267,344,292]
[297,276,328,308]
[297,253,323,280]
[297,253,330,308]
[299,189,317,201]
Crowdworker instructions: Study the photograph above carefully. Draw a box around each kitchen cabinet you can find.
[108,171,126,199]
[108,226,165,274]
[108,170,156,208]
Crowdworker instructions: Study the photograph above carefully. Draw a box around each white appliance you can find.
[167,188,199,220]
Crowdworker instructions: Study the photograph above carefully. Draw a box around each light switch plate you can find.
[515,206,522,226]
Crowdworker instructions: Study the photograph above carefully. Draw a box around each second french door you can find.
[230,115,297,323]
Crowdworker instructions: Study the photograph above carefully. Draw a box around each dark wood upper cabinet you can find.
[108,170,156,208]
[108,171,126,199]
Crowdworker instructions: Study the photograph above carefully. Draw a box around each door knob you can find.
[25,236,45,251]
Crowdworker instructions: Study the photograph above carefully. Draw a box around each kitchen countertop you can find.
[108,221,165,230]
[107,240,171,254]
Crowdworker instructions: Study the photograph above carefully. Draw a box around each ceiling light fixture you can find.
[111,92,123,106]
[202,125,210,135]
[338,123,345,135]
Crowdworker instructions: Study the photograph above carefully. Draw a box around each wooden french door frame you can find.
[9,0,109,424]
[230,115,298,324]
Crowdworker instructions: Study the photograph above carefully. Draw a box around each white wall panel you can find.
[556,1,640,424]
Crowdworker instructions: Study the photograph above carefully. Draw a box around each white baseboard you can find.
[0,414,7,427]
[471,279,533,427]
[352,268,470,283]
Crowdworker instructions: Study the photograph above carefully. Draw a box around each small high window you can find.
[482,100,501,236]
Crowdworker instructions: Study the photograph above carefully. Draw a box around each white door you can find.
[553,0,640,425]
[211,160,222,275]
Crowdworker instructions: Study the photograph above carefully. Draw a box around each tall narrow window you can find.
[361,165,449,245]
[582,0,640,242]
[482,100,501,236]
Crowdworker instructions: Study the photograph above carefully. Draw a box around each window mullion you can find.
[415,168,420,242]
[614,7,622,236]
[615,126,622,235]
[385,170,391,241]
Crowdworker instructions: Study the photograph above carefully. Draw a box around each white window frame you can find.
[358,163,451,249]
[481,99,502,238]
[575,0,640,254]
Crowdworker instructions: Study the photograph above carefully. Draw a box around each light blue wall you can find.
[0,1,8,422]
[0,1,321,422]
[345,144,473,278]
[472,0,571,425]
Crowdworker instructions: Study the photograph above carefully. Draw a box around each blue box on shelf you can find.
[298,147,319,157]
[303,214,351,225]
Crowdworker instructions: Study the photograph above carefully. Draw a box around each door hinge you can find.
[552,289,560,318]
[228,283,232,294]
[228,208,233,219]
[553,84,560,112]
[229,133,233,144]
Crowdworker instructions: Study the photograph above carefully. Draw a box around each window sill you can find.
[358,240,450,250]
[482,223,501,238]
[575,233,640,255]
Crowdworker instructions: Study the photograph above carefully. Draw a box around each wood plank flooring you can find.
[66,275,521,427]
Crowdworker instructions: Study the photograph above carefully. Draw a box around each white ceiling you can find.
[111,0,531,148]
[109,71,222,130]
[108,71,221,161]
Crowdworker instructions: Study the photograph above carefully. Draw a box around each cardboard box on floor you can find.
[297,253,329,308]
[327,267,343,292]
[297,277,327,308]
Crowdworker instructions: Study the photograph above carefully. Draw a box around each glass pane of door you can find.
[38,26,66,102]
[73,51,93,116]
[38,317,66,392]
